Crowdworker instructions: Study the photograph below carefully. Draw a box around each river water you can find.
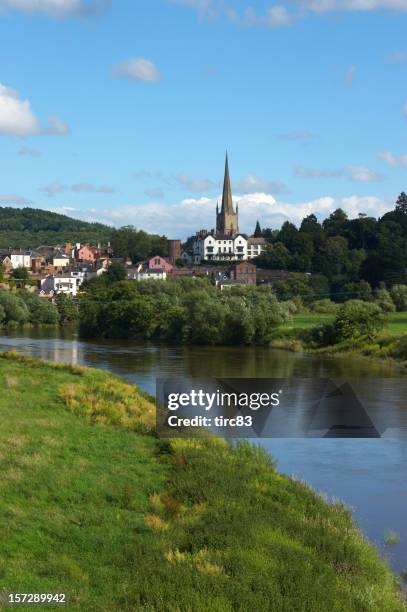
[1,328,406,575]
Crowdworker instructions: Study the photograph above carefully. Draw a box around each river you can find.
[1,328,406,576]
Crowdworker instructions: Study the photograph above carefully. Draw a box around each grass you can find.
[281,312,407,335]
[0,352,406,611]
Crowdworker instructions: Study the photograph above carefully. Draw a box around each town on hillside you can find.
[0,155,285,299]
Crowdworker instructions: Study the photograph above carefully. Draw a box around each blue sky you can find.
[0,0,407,238]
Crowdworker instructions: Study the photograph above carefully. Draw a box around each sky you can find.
[0,0,406,239]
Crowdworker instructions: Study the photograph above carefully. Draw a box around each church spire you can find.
[221,151,234,214]
[216,152,239,237]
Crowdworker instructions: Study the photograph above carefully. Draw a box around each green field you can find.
[0,353,405,611]
[282,312,407,335]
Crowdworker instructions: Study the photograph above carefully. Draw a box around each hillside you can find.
[0,352,405,611]
[0,207,112,248]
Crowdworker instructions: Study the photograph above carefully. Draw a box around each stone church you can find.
[192,154,266,264]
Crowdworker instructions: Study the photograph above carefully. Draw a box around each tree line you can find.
[255,193,407,295]
[78,274,295,345]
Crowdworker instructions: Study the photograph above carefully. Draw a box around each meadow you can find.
[0,353,405,611]
[282,311,407,336]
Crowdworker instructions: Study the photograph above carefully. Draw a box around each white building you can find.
[10,250,31,269]
[40,272,86,297]
[193,233,266,264]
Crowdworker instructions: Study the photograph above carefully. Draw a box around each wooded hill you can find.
[0,207,112,248]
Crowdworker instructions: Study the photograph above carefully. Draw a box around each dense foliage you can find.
[0,290,59,327]
[79,277,292,344]
[255,193,407,297]
[110,226,168,262]
[0,207,112,248]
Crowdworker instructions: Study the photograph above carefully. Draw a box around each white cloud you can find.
[112,58,161,83]
[242,4,293,27]
[0,83,69,137]
[176,173,218,192]
[295,164,384,182]
[298,0,407,13]
[345,165,384,182]
[40,181,115,196]
[71,182,115,193]
[0,193,32,205]
[169,0,407,29]
[72,192,393,239]
[0,0,110,18]
[295,165,341,178]
[235,175,290,194]
[378,150,407,168]
[40,181,66,197]
[18,146,41,157]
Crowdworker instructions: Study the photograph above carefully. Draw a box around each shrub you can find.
[390,285,407,312]
[374,288,396,313]
[309,299,339,314]
[334,300,387,342]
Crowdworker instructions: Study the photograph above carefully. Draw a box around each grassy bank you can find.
[280,311,407,335]
[0,353,405,611]
[275,312,407,365]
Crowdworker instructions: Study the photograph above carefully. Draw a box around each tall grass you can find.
[0,353,405,611]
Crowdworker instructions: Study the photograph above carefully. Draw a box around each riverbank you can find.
[271,326,407,368]
[0,352,405,611]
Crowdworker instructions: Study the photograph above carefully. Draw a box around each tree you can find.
[395,192,407,216]
[0,291,30,324]
[254,220,262,237]
[106,262,127,284]
[255,243,291,270]
[390,285,407,312]
[322,208,348,237]
[374,288,396,313]
[10,266,29,286]
[334,300,387,342]
[55,293,78,323]
[300,214,321,234]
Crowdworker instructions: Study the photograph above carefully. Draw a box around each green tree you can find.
[106,262,127,284]
[390,285,407,311]
[254,220,262,237]
[55,293,79,323]
[0,291,30,325]
[334,300,387,342]
[10,266,29,286]
[374,288,396,313]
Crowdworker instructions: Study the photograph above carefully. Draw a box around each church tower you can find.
[216,153,239,237]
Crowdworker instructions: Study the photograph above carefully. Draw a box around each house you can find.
[75,244,96,265]
[193,232,249,263]
[0,254,13,274]
[52,252,70,269]
[10,250,31,269]
[230,261,257,285]
[147,255,173,272]
[40,274,78,297]
[247,237,266,259]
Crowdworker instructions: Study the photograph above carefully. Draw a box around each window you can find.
[155,258,161,265]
